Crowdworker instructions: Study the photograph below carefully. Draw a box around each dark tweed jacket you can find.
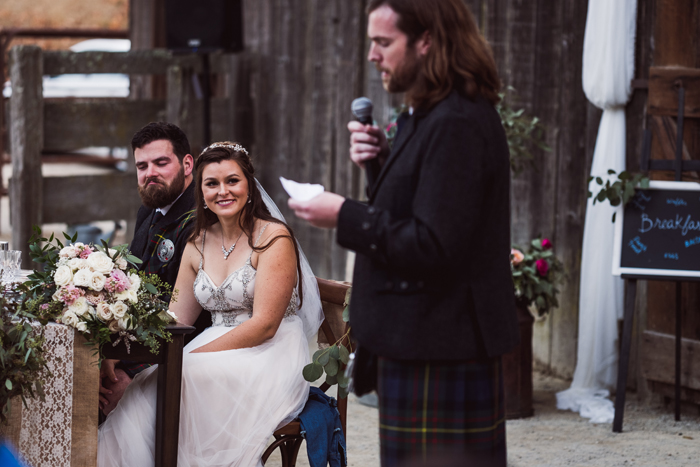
[337,90,519,361]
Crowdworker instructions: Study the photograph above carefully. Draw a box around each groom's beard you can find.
[138,168,185,210]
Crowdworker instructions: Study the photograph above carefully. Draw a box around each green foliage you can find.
[0,279,48,424]
[496,87,551,176]
[301,286,353,398]
[511,237,565,316]
[588,170,651,222]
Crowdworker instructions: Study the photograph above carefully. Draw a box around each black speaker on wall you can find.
[165,0,244,53]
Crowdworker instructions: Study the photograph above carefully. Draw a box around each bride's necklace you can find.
[221,230,244,260]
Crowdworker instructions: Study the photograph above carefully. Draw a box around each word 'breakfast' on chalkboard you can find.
[613,181,700,278]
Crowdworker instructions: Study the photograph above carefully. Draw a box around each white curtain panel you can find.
[556,0,637,424]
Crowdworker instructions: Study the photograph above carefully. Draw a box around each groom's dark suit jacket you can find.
[337,90,519,361]
[130,182,211,344]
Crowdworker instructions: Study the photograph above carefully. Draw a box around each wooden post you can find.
[9,45,43,267]
[613,278,637,433]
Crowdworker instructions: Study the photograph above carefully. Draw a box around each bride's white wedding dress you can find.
[98,225,310,466]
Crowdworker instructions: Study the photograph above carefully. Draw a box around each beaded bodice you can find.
[192,223,299,327]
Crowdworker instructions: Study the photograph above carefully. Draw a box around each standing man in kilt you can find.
[98,122,210,416]
[289,0,519,465]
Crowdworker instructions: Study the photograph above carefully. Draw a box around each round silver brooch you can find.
[157,239,175,263]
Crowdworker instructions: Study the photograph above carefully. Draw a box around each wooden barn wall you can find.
[242,0,366,281]
[461,0,591,378]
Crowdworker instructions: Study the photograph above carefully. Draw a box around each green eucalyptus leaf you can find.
[339,345,350,364]
[330,344,340,360]
[5,379,12,390]
[325,357,339,376]
[302,362,324,382]
[325,373,338,386]
[338,386,349,399]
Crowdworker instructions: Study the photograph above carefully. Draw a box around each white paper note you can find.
[279,177,324,201]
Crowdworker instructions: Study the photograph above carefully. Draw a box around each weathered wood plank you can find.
[641,330,700,390]
[41,174,141,224]
[44,50,237,76]
[9,45,43,267]
[648,67,700,118]
[44,99,165,151]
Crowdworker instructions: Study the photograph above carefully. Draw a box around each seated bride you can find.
[98,142,324,467]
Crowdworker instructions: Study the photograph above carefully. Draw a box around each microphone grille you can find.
[351,97,373,120]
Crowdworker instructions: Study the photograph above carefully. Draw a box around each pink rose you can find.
[536,259,549,276]
[510,249,524,265]
[542,238,552,249]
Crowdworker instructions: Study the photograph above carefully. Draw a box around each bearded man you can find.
[289,1,519,465]
[99,122,208,415]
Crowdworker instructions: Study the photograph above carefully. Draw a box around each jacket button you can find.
[368,206,376,214]
[369,244,377,251]
[385,281,393,289]
[400,281,409,290]
[362,221,371,230]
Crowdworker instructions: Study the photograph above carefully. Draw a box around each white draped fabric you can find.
[556,0,637,424]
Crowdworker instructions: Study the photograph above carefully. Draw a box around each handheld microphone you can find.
[351,97,381,191]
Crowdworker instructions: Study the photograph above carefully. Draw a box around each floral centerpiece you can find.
[510,237,564,316]
[19,228,177,360]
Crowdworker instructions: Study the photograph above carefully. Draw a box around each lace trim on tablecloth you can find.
[19,323,74,467]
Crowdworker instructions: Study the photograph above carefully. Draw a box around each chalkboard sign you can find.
[613,181,700,278]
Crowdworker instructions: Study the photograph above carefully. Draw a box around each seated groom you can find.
[99,122,210,415]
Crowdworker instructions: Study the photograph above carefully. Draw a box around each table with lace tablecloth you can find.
[0,323,100,467]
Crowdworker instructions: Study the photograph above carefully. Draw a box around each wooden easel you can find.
[613,70,700,433]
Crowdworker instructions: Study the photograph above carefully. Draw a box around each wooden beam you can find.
[44,99,165,151]
[648,67,700,118]
[9,45,43,266]
[43,50,236,76]
[641,330,700,391]
[40,174,141,224]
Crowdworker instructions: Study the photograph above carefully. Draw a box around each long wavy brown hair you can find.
[189,142,304,305]
[368,0,501,109]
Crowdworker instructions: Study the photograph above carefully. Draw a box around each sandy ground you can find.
[268,371,700,467]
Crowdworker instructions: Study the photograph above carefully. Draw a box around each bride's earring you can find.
[247,195,252,204]
[203,203,209,210]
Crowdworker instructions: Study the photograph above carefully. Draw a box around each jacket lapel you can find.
[370,115,418,202]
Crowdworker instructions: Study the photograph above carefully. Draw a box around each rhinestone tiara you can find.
[202,142,248,155]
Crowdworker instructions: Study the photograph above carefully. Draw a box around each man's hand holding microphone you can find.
[288,97,385,227]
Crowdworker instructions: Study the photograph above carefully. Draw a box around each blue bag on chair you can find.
[298,387,347,467]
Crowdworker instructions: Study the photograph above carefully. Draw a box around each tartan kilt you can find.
[377,356,506,467]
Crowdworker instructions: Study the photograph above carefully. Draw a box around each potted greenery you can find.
[504,237,564,418]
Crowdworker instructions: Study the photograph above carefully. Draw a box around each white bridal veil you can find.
[256,179,325,342]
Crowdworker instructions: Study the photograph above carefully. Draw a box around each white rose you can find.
[74,242,85,248]
[116,257,128,270]
[52,289,62,302]
[119,288,138,304]
[87,305,97,318]
[61,310,79,327]
[86,251,114,274]
[107,319,121,333]
[75,322,88,332]
[68,258,85,271]
[73,268,92,288]
[68,297,90,317]
[59,246,78,258]
[54,265,73,286]
[128,273,141,292]
[96,302,113,322]
[117,315,134,331]
[110,301,128,319]
[90,271,106,292]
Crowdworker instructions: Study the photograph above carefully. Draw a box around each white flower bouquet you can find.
[18,228,177,359]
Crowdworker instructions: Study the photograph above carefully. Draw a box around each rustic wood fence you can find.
[7,45,252,268]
